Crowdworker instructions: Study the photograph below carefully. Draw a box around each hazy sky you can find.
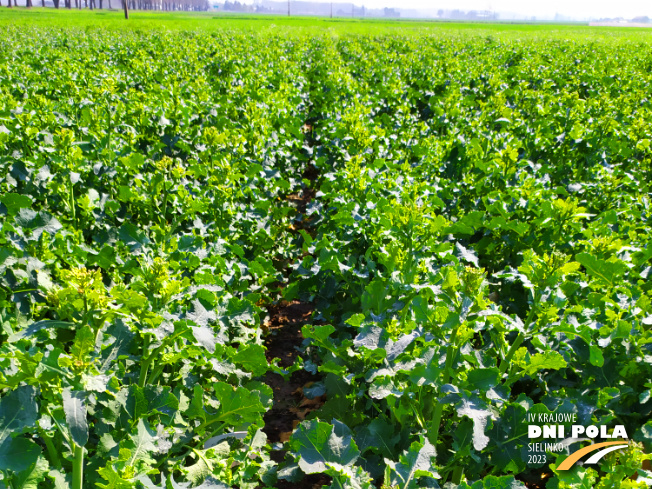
[247,0,652,20]
[324,0,652,19]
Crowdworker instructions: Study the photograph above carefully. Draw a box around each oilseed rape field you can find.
[1,10,652,489]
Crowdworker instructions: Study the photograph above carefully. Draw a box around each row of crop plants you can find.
[0,28,315,488]
[279,34,652,488]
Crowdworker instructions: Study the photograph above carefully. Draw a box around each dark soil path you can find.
[259,105,328,487]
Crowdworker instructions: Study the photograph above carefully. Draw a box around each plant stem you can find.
[160,180,169,226]
[72,444,84,489]
[138,338,151,389]
[499,332,524,375]
[70,183,76,225]
[139,330,184,388]
[451,466,464,484]
[500,293,539,375]
[147,363,166,385]
[428,324,460,445]
[38,427,61,469]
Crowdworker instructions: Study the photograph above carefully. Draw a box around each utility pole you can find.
[351,1,353,16]
[287,0,289,15]
[330,0,332,17]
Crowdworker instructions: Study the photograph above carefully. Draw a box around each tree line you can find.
[2,0,210,11]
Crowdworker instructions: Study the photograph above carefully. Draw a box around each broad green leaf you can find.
[100,319,135,372]
[576,253,627,287]
[62,389,88,447]
[187,382,265,430]
[125,419,157,470]
[0,436,42,473]
[488,402,531,473]
[47,469,71,489]
[8,320,74,343]
[328,465,374,489]
[302,324,336,343]
[290,420,360,474]
[232,344,268,376]
[118,222,150,252]
[522,352,567,376]
[211,382,265,426]
[0,385,38,442]
[96,465,135,489]
[70,325,96,367]
[456,397,492,451]
[182,447,215,486]
[361,280,388,315]
[0,193,32,216]
[589,345,604,367]
[12,455,49,489]
[14,209,62,240]
[466,368,500,391]
[143,386,179,425]
[456,242,479,266]
[384,436,437,489]
[354,418,398,458]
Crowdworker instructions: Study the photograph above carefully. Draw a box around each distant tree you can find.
[383,7,398,17]
[633,15,650,23]
[437,8,443,17]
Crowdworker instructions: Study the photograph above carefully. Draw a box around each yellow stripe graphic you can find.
[557,441,626,471]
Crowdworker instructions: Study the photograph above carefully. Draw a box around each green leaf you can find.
[71,325,96,367]
[302,324,336,343]
[47,469,71,489]
[384,436,437,489]
[456,242,479,266]
[460,475,527,488]
[211,382,265,426]
[232,344,268,377]
[522,351,567,376]
[361,280,388,315]
[0,436,42,474]
[0,385,38,442]
[12,455,49,489]
[187,382,265,434]
[290,420,360,474]
[143,386,179,425]
[62,389,88,447]
[97,465,135,489]
[576,253,627,287]
[466,368,500,391]
[0,193,32,216]
[456,396,492,451]
[125,419,157,470]
[100,319,135,372]
[182,447,215,486]
[589,345,604,367]
[118,223,150,252]
[14,209,62,240]
[328,465,374,489]
[354,418,398,458]
[488,402,530,472]
[8,320,74,343]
